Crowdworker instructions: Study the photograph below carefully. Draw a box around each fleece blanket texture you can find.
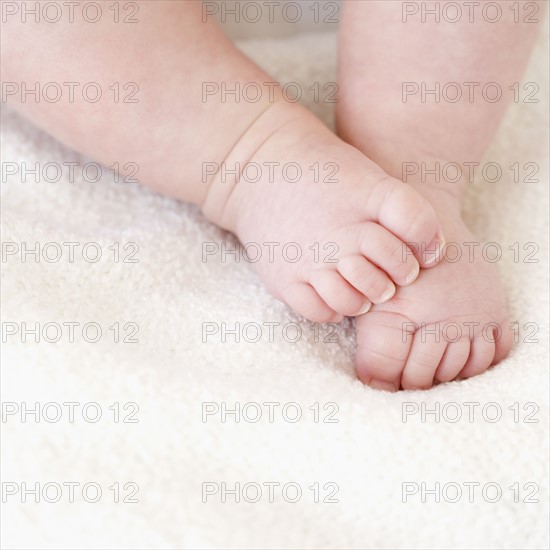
[1,28,549,550]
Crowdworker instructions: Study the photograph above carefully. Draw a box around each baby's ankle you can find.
[399,157,471,202]
[200,100,311,234]
[337,131,470,201]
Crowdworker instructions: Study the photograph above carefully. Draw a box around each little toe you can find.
[493,320,514,364]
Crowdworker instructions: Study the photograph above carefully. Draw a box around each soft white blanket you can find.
[1,28,548,550]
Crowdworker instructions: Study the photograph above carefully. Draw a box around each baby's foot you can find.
[355,184,512,391]
[202,102,445,322]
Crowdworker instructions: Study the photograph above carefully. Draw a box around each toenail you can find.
[356,301,372,316]
[367,379,397,392]
[405,262,420,285]
[424,232,446,265]
[379,283,396,303]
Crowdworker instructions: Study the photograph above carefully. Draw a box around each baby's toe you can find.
[281,281,342,324]
[374,179,445,268]
[337,255,396,305]
[310,269,371,317]
[351,222,420,288]
[493,320,514,364]
[400,328,447,390]
[355,312,413,391]
[459,335,496,379]
[434,337,471,383]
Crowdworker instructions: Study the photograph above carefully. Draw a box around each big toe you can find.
[355,311,414,391]
[375,179,445,268]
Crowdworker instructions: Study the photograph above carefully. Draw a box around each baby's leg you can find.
[1,0,276,205]
[337,0,541,186]
[2,0,444,322]
[337,0,543,389]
